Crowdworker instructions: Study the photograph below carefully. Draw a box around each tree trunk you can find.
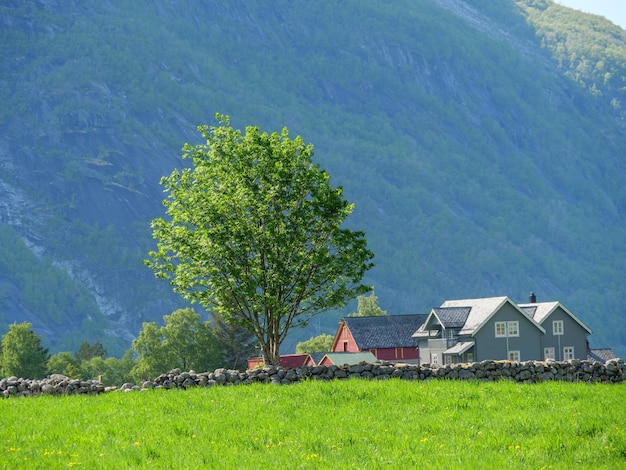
[261,333,281,366]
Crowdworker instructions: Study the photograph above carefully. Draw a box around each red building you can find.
[330,314,427,363]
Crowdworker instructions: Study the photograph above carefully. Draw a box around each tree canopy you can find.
[347,290,388,317]
[1,322,49,379]
[131,308,221,380]
[295,333,335,354]
[145,115,374,365]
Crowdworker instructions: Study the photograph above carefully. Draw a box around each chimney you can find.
[529,292,537,303]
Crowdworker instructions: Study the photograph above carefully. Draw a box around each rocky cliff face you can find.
[1,0,625,357]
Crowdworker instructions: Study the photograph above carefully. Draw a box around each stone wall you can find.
[2,358,624,397]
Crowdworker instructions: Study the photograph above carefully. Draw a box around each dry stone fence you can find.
[2,358,625,398]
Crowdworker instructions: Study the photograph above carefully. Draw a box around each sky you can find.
[555,1,626,29]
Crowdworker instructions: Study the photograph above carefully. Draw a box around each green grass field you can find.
[1,379,625,468]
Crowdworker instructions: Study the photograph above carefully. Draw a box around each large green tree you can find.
[1,322,49,378]
[131,308,221,381]
[145,115,374,365]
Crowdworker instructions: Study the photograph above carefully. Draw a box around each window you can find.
[563,347,574,360]
[444,355,453,365]
[466,352,474,362]
[342,341,348,352]
[507,321,519,337]
[544,347,555,361]
[553,320,564,335]
[508,351,520,362]
[430,353,439,365]
[495,321,518,337]
[395,348,404,359]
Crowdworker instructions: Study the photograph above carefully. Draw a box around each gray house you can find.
[412,296,547,365]
[518,298,592,361]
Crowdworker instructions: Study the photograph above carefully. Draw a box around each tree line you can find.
[0,290,388,384]
[0,308,257,386]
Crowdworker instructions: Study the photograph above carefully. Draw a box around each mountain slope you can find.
[0,0,624,357]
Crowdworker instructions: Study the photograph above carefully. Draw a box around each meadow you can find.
[1,379,625,469]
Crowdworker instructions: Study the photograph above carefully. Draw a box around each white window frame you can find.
[495,321,518,337]
[508,351,520,362]
[430,353,439,365]
[563,347,574,360]
[507,321,519,337]
[553,320,564,336]
[544,347,555,361]
[466,351,474,363]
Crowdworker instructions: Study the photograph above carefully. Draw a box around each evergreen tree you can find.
[210,311,257,370]
[74,340,107,363]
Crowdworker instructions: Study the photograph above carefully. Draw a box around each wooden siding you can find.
[539,307,589,361]
[373,347,418,361]
[331,321,359,352]
[473,302,542,361]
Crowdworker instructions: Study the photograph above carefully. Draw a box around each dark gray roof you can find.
[520,306,537,319]
[432,307,471,329]
[587,348,617,363]
[344,314,428,349]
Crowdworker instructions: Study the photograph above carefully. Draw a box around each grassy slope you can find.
[1,380,625,468]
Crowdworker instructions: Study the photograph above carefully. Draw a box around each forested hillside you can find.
[0,0,624,357]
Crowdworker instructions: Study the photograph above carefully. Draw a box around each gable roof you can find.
[440,296,545,336]
[342,314,428,349]
[518,301,592,334]
[434,307,471,328]
[309,352,326,366]
[321,351,378,366]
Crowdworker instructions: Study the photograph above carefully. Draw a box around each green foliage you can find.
[47,352,80,378]
[131,308,221,381]
[517,0,626,115]
[79,351,135,386]
[145,116,374,365]
[0,224,102,328]
[295,333,335,354]
[347,290,387,317]
[1,381,625,467]
[1,323,49,379]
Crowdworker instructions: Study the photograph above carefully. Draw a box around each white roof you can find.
[441,296,507,335]
[444,341,475,355]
